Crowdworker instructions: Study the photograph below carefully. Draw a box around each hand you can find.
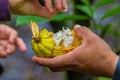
[0,24,26,58]
[32,25,119,78]
[9,0,68,18]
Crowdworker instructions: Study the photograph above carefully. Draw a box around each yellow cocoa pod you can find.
[30,21,82,58]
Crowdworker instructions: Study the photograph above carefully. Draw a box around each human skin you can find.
[0,24,26,58]
[0,0,68,58]
[8,0,68,18]
[32,25,119,78]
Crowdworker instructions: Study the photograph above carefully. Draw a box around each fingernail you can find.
[76,25,81,28]
[32,57,36,62]
[62,0,68,12]
[62,8,68,12]
[62,4,68,12]
[21,47,27,53]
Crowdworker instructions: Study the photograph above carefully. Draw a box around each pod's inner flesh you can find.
[53,28,74,48]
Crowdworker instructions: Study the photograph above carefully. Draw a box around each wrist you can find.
[113,56,120,80]
[97,51,119,78]
[0,0,11,21]
[107,52,119,77]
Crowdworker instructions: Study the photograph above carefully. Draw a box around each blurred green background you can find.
[0,0,120,80]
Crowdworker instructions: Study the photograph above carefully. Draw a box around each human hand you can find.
[0,24,26,58]
[32,25,119,78]
[9,0,68,18]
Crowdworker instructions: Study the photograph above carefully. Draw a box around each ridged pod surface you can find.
[30,21,82,58]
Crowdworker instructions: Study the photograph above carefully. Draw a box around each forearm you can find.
[0,0,11,21]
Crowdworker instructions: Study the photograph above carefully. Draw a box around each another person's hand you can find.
[9,0,68,18]
[32,25,119,78]
[0,24,26,58]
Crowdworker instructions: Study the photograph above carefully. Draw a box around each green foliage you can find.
[100,5,120,21]
[16,14,88,26]
[75,0,120,37]
[97,77,111,80]
[16,15,49,26]
[80,0,90,5]
[95,0,115,9]
[76,5,92,17]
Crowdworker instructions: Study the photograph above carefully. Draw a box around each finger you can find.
[31,0,55,18]
[0,26,7,38]
[16,38,27,53]
[0,40,8,48]
[8,29,18,43]
[73,25,82,39]
[0,45,5,51]
[0,40,15,55]
[0,46,7,58]
[6,44,16,55]
[0,24,18,43]
[32,53,73,68]
[55,0,62,11]
[44,0,53,12]
[0,51,7,58]
[73,25,96,42]
[62,0,68,12]
[32,56,55,67]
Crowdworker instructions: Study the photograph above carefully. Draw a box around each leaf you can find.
[16,15,49,26]
[99,24,112,38]
[16,14,88,26]
[95,0,115,9]
[100,5,120,21]
[80,0,90,5]
[50,14,88,21]
[76,5,92,17]
[98,77,112,80]
[91,5,97,19]
[102,24,118,36]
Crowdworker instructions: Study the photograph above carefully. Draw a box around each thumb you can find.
[73,25,95,42]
